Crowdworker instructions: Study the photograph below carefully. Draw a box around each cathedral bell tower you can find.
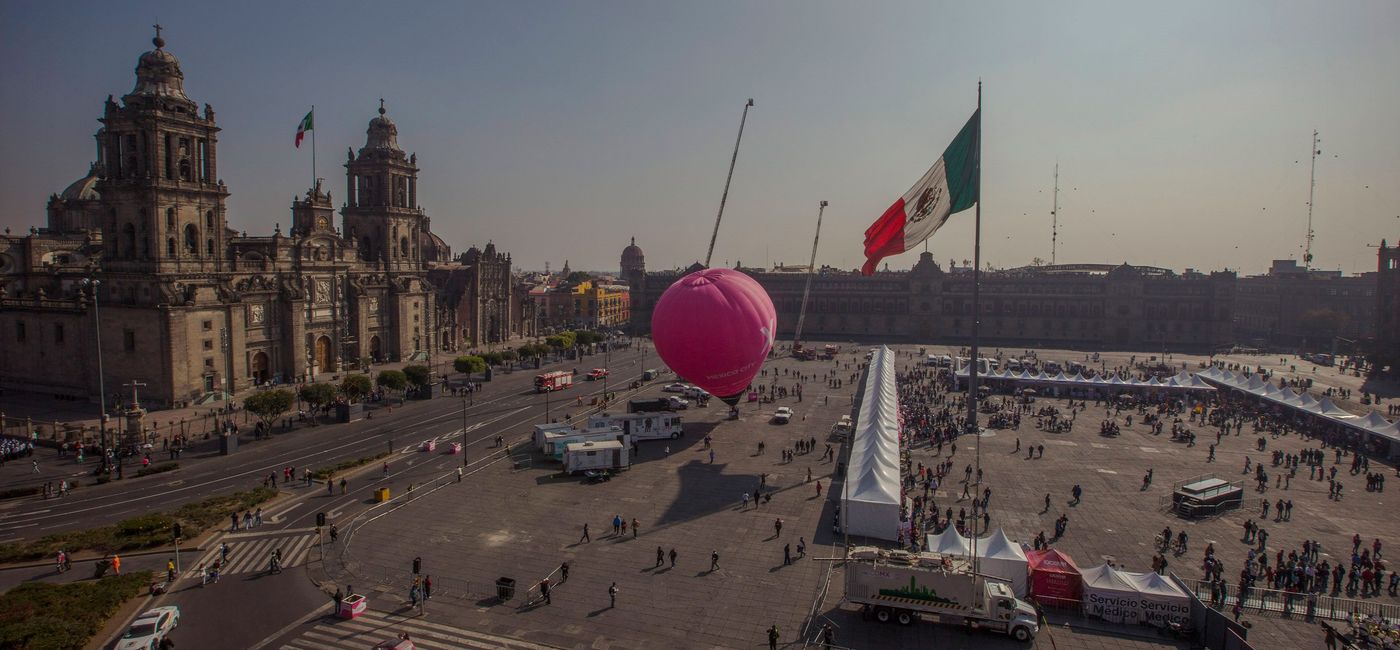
[95,26,230,274]
[341,100,424,273]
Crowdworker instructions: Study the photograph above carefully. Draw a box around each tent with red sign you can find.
[1026,548,1083,608]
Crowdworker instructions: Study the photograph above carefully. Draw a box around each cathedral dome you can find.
[60,165,101,201]
[129,32,192,103]
[364,101,401,152]
[622,237,643,262]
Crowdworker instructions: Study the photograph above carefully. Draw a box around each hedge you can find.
[0,486,278,564]
[0,571,152,650]
[312,451,390,482]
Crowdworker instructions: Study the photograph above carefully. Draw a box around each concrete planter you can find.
[336,402,366,422]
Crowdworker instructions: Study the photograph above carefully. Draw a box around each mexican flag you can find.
[861,109,979,275]
[295,109,314,148]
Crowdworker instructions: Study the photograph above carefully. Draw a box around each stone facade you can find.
[427,243,517,350]
[1376,240,1400,374]
[626,242,1238,351]
[0,32,483,407]
[1233,259,1377,348]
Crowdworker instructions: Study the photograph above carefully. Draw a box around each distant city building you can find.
[427,243,516,350]
[626,240,1237,350]
[1376,240,1400,374]
[537,276,630,330]
[1233,259,1376,348]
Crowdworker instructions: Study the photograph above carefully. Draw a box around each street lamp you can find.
[81,278,109,457]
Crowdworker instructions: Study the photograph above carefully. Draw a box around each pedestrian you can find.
[768,624,780,650]
[711,550,720,571]
[457,466,463,482]
[561,561,569,581]
[816,481,822,497]
[608,582,618,608]
[424,575,432,600]
[410,584,420,608]
[742,492,750,509]
[656,546,665,567]
[798,537,806,557]
[784,543,791,565]
[669,548,678,568]
[112,553,121,575]
[807,467,813,483]
[632,517,639,538]
[340,477,348,493]
[580,523,591,543]
[540,578,550,605]
[613,514,623,535]
[709,449,715,463]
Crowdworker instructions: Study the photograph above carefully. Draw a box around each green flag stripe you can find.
[299,111,314,131]
[942,109,979,214]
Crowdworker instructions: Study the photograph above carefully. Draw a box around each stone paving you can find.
[320,343,1397,649]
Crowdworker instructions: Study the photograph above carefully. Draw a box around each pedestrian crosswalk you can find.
[192,531,320,576]
[279,609,560,650]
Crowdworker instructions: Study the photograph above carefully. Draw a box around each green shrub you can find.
[454,355,486,374]
[134,462,178,477]
[311,451,390,482]
[0,571,152,650]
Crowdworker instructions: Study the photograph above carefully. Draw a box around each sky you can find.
[1,0,1397,276]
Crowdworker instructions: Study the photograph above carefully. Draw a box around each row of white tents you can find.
[926,527,1029,597]
[954,366,1216,392]
[1196,366,1400,456]
[842,346,903,541]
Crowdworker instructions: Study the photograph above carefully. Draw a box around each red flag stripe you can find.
[861,198,907,275]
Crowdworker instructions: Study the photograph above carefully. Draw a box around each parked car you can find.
[682,386,710,400]
[116,606,180,650]
[772,407,793,424]
[586,368,609,381]
[663,383,688,393]
[667,396,690,410]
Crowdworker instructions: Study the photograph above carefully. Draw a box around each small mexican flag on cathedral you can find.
[294,109,314,148]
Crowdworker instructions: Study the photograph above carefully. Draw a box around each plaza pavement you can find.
[291,343,1400,649]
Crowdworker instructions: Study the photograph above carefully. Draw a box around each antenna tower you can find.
[1304,130,1320,269]
[1051,163,1060,265]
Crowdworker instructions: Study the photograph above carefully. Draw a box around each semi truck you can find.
[845,547,1039,642]
[626,397,687,414]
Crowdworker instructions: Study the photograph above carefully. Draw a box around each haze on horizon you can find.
[1,0,1396,276]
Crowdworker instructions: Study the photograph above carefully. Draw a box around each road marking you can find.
[1140,447,1160,453]
[0,509,50,519]
[268,502,304,522]
[1096,468,1119,474]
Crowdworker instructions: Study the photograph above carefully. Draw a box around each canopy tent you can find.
[1125,571,1192,627]
[1026,548,1082,607]
[842,346,902,541]
[1081,564,1144,624]
[926,526,972,556]
[980,529,1030,597]
[1198,368,1398,457]
[954,366,1215,393]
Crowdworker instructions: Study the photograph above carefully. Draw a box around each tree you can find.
[403,364,432,388]
[454,355,486,374]
[376,370,407,394]
[1298,308,1346,348]
[499,349,518,364]
[299,383,337,409]
[245,389,294,433]
[299,383,338,423]
[479,351,504,366]
[546,331,577,350]
[340,374,372,403]
[575,330,605,346]
[565,271,591,285]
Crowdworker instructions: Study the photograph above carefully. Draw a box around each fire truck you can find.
[534,370,573,393]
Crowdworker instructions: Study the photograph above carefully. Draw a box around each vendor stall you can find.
[1026,548,1082,608]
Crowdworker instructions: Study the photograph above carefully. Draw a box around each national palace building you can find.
[0,32,518,407]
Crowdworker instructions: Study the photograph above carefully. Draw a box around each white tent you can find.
[1081,564,1144,624]
[1125,571,1192,627]
[1317,399,1357,419]
[843,346,902,540]
[1242,376,1267,392]
[926,526,972,556]
[979,529,1030,597]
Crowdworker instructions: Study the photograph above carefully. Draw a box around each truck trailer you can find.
[587,412,683,441]
[845,546,1039,641]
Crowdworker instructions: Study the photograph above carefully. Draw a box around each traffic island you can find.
[0,570,152,649]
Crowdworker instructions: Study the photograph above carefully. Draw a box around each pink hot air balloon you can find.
[651,267,776,400]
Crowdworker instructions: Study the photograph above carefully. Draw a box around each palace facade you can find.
[625,242,1238,351]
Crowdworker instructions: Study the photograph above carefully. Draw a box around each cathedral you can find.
[0,31,502,408]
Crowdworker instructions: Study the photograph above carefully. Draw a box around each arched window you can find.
[166,208,175,229]
[122,223,136,259]
[360,236,373,261]
[184,224,199,256]
[206,239,215,257]
[400,237,409,258]
[167,238,176,256]
[205,210,214,229]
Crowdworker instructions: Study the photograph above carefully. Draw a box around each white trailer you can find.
[587,412,683,441]
[845,546,1039,642]
[541,426,626,461]
[562,440,629,474]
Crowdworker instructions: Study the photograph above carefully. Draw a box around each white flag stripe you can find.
[899,156,954,250]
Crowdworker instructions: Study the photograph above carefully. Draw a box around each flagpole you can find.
[966,80,983,599]
[311,105,317,190]
[704,98,754,268]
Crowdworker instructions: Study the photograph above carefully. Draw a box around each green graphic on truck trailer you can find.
[877,576,958,606]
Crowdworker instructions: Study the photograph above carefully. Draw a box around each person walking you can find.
[669,548,678,568]
[560,562,569,582]
[656,546,665,567]
[711,550,720,571]
[539,578,551,605]
[784,543,792,565]
[580,523,590,543]
[767,624,780,650]
[632,518,640,538]
[608,582,618,608]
